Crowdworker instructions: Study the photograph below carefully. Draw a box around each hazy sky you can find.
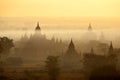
[0,0,120,17]
[0,0,120,41]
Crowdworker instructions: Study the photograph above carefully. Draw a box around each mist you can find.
[0,17,120,80]
[0,29,119,41]
[1,0,120,79]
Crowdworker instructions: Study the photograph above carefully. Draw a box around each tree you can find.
[45,56,60,80]
[0,37,14,55]
[0,37,14,75]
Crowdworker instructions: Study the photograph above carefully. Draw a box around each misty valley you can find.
[0,22,120,80]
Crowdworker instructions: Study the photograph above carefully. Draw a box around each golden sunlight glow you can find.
[0,0,120,17]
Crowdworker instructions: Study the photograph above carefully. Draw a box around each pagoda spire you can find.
[108,41,114,54]
[88,23,92,31]
[35,22,41,31]
[68,39,75,50]
[66,39,78,55]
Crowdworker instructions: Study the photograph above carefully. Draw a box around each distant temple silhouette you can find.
[61,39,82,71]
[35,22,41,31]
[17,22,65,64]
[88,23,92,31]
[31,22,46,39]
[83,41,118,74]
[108,41,114,54]
[81,23,97,41]
[65,39,78,56]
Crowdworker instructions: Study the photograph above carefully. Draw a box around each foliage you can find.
[0,37,14,54]
[45,56,60,80]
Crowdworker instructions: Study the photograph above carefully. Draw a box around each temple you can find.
[61,39,82,71]
[81,23,97,41]
[35,22,41,31]
[88,23,92,31]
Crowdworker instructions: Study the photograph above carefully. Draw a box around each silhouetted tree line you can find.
[0,37,14,55]
[45,56,60,80]
[0,37,14,80]
[0,36,120,80]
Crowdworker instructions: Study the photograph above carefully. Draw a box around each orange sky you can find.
[0,0,120,30]
[0,0,120,17]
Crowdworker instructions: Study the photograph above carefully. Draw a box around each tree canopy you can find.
[45,56,60,80]
[0,37,14,55]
